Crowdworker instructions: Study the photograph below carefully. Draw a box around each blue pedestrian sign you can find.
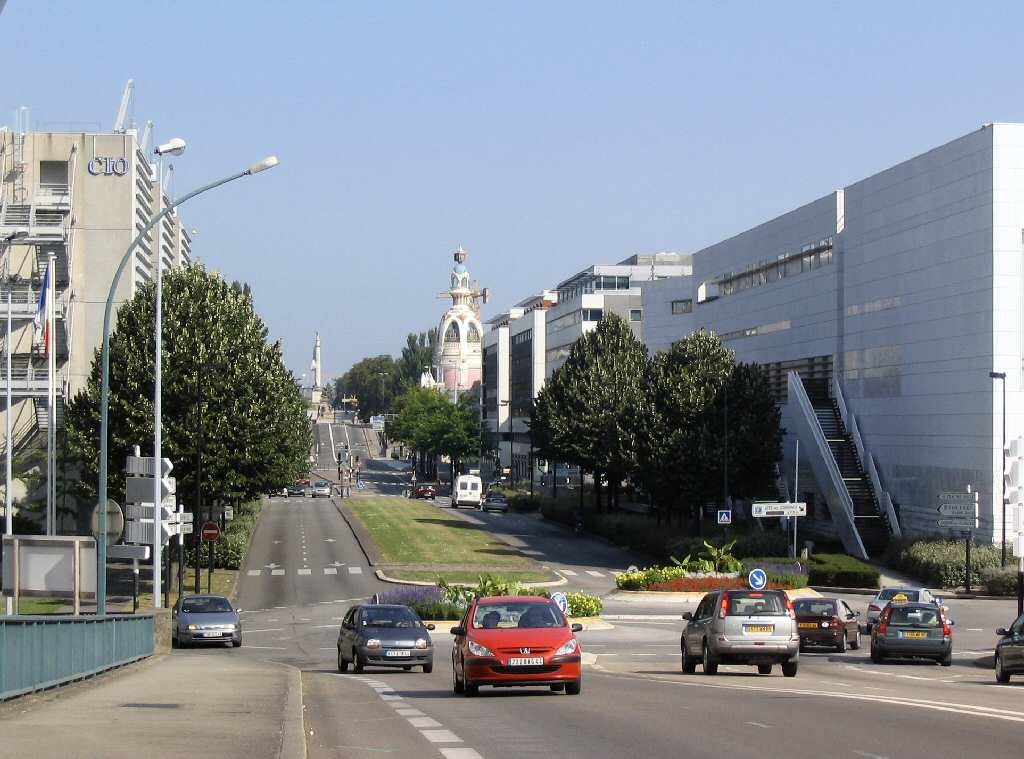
[717,509,732,525]
[748,568,767,591]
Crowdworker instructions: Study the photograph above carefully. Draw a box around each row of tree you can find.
[388,387,480,479]
[65,266,312,530]
[334,330,437,420]
[532,315,782,527]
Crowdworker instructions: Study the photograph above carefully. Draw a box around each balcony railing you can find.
[0,366,65,396]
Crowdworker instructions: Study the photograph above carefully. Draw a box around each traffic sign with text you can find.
[936,502,978,518]
[125,456,173,477]
[125,476,175,504]
[125,503,179,522]
[752,501,806,518]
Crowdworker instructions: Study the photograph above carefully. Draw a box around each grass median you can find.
[345,496,555,584]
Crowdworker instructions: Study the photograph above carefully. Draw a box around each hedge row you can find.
[980,566,1020,596]
[742,554,879,589]
[883,538,1015,589]
[183,500,261,570]
[647,576,805,592]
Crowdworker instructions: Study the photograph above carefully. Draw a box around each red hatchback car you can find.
[451,596,583,696]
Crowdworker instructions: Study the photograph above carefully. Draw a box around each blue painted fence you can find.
[0,614,153,700]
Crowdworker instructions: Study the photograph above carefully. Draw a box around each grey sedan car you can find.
[337,604,435,673]
[481,492,509,513]
[172,595,242,648]
[870,602,953,665]
[865,587,939,632]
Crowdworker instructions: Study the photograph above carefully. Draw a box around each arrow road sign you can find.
[937,502,977,518]
[125,503,179,522]
[125,455,173,477]
[125,476,175,505]
[108,544,151,561]
[752,502,807,518]
[125,519,179,545]
[938,491,978,504]
[938,518,978,529]
[748,568,768,591]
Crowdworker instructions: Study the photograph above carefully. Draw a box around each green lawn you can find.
[389,569,552,584]
[346,496,537,569]
[6,597,67,615]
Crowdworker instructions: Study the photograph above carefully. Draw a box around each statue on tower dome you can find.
[428,245,489,397]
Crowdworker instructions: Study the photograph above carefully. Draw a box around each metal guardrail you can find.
[0,614,154,701]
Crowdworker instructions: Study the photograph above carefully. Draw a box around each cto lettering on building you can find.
[87,157,130,176]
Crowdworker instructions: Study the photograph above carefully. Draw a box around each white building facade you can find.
[643,124,1024,552]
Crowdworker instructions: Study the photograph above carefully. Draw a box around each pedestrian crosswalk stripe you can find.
[271,569,285,576]
[247,570,261,577]
[560,569,577,576]
[348,566,363,574]
[298,569,312,576]
[585,570,605,577]
[324,567,338,575]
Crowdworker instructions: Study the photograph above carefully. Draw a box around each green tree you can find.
[391,386,481,481]
[336,355,399,420]
[397,330,437,390]
[65,266,311,522]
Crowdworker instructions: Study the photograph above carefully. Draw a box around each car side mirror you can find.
[681,612,693,621]
[571,623,583,633]
[996,627,1009,636]
[426,624,436,631]
[450,626,467,636]
[235,608,242,614]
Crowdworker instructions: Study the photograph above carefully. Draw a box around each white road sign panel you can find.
[937,502,978,518]
[125,456,173,477]
[108,544,151,561]
[125,476,175,504]
[938,518,978,529]
[125,503,179,522]
[938,491,978,504]
[752,501,807,518]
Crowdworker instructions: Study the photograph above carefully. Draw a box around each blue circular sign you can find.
[551,592,569,615]
[748,568,767,591]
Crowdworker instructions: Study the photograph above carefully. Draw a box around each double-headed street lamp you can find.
[96,154,279,615]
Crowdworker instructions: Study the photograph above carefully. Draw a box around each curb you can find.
[608,587,821,602]
[374,568,568,588]
[275,664,306,759]
[331,497,380,566]
[811,585,1013,600]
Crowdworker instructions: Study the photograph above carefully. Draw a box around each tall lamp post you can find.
[96,154,279,615]
[500,400,512,486]
[991,371,1007,567]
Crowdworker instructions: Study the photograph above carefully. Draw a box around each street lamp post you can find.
[991,371,1008,566]
[500,400,511,486]
[96,155,278,615]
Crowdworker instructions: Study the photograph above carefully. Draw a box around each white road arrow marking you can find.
[264,563,280,569]
[324,538,336,543]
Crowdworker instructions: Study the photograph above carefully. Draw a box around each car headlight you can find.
[365,638,382,649]
[415,638,429,649]
[555,639,578,656]
[187,624,198,631]
[467,640,494,657]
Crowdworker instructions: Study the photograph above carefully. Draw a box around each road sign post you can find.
[936,491,978,591]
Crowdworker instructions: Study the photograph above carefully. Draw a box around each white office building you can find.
[643,123,1024,555]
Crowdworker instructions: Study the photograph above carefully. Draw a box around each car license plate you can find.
[508,657,544,666]
[744,625,774,634]
[200,632,223,638]
[385,650,411,657]
[798,622,818,629]
[903,631,928,639]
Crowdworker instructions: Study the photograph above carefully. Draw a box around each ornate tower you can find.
[311,332,322,389]
[431,246,488,395]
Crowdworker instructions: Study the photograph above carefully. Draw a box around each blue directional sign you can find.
[551,591,569,615]
[717,509,732,525]
[748,568,767,591]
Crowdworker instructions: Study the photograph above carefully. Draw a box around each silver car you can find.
[172,594,242,648]
[312,480,332,498]
[681,589,800,677]
[865,587,939,632]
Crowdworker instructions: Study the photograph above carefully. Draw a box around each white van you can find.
[452,474,483,508]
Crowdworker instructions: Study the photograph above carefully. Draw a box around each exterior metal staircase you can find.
[34,396,64,433]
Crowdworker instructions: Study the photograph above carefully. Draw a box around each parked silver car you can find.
[172,595,242,648]
[681,589,800,677]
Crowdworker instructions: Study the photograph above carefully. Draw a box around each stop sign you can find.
[201,521,221,542]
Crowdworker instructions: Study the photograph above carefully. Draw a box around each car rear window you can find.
[879,589,920,602]
[472,602,563,629]
[725,591,787,616]
[887,606,941,627]
[793,600,836,616]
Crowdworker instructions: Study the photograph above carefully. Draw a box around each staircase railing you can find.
[831,376,901,538]
[787,370,868,559]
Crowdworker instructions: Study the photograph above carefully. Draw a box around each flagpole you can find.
[47,253,55,535]
[5,284,13,615]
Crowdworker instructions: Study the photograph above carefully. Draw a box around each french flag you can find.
[34,262,51,354]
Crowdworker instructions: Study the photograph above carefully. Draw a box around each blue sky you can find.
[3,1,1023,379]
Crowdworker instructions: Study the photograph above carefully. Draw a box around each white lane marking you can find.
[244,646,287,650]
[271,569,285,576]
[318,647,335,651]
[421,730,462,743]
[966,628,983,632]
[247,570,261,576]
[408,717,443,728]
[745,721,772,728]
[559,569,578,576]
[244,628,283,633]
[348,566,363,574]
[440,750,484,759]
[585,570,605,577]
[380,694,402,700]
[853,752,893,759]
[396,708,425,717]
[631,653,658,656]
[324,568,338,575]
[298,569,312,576]
[604,615,682,621]
[312,624,337,629]
[593,653,619,657]
[268,618,280,622]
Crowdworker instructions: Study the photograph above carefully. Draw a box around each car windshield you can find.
[316,481,329,487]
[181,597,233,614]
[725,591,787,616]
[887,606,941,627]
[361,607,421,628]
[472,602,563,629]
[879,589,920,602]
[794,600,837,616]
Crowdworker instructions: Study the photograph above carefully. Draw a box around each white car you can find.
[452,474,483,508]
[311,480,332,498]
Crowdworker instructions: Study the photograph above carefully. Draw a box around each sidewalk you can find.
[0,653,304,759]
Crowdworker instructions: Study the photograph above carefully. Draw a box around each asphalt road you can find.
[173,419,1024,759]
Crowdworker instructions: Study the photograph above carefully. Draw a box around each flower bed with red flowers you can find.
[646,576,803,592]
